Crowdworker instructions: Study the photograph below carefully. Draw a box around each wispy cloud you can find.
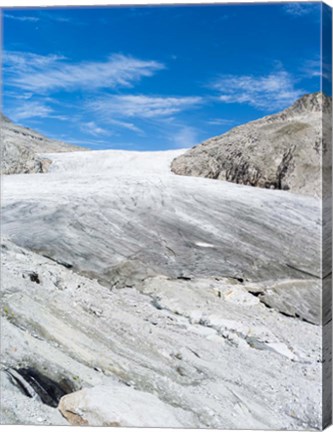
[283,2,319,16]
[207,118,235,126]
[302,59,321,77]
[212,70,304,110]
[89,95,203,119]
[5,13,39,22]
[8,100,54,121]
[81,121,110,137]
[4,51,164,94]
[7,99,72,122]
[4,51,65,72]
[4,90,35,100]
[38,11,73,23]
[4,11,74,24]
[302,58,332,81]
[106,119,143,134]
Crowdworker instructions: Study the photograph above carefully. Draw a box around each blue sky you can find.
[2,2,328,150]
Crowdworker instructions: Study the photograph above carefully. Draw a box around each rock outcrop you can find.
[0,238,323,429]
[171,92,332,197]
[58,384,196,427]
[0,114,83,174]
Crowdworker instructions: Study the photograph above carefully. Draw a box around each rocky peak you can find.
[288,91,331,115]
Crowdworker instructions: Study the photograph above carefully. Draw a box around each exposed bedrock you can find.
[0,239,323,428]
[0,113,83,174]
[171,92,332,197]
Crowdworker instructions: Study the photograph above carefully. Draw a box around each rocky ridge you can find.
[0,113,83,174]
[171,92,332,197]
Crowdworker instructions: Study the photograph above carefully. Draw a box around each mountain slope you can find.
[171,92,332,197]
[0,114,83,174]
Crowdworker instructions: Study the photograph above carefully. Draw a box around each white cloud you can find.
[81,121,109,137]
[5,13,39,22]
[302,59,321,78]
[212,70,304,110]
[4,51,164,94]
[4,12,73,23]
[7,99,72,122]
[283,3,318,16]
[302,58,332,81]
[4,51,66,74]
[8,101,54,121]
[207,118,235,126]
[4,90,34,100]
[89,95,202,119]
[106,119,143,134]
[39,12,72,23]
